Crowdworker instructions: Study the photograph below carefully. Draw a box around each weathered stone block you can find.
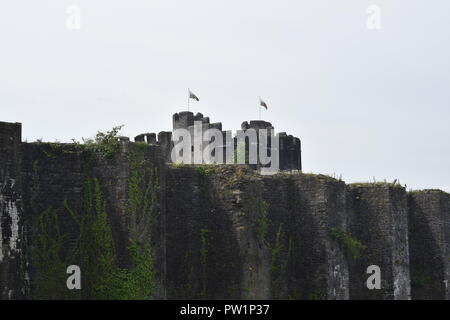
[408,190,450,299]
[347,184,410,300]
[0,121,26,299]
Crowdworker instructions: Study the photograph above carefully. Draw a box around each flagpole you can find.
[259,97,261,120]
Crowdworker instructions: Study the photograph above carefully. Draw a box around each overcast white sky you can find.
[1,1,449,191]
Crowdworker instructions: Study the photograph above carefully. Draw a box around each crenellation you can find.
[246,120,274,131]
[173,111,194,130]
[209,122,222,131]
[170,111,301,169]
[193,112,204,121]
[134,133,157,144]
[157,131,173,163]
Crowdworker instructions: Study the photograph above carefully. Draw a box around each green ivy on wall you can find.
[30,174,156,300]
[330,228,367,259]
[127,145,159,243]
[77,178,117,299]
[255,200,269,245]
[30,207,78,300]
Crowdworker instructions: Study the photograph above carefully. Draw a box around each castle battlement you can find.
[145,111,301,171]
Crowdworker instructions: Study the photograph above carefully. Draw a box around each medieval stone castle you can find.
[0,112,449,300]
[134,111,302,171]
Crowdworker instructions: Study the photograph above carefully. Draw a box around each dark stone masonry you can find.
[0,113,449,299]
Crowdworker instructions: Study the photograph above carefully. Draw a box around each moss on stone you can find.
[255,200,269,245]
[330,228,367,259]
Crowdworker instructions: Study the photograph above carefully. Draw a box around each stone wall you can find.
[408,190,450,299]
[165,166,242,299]
[162,170,422,300]
[18,140,166,299]
[0,122,27,299]
[165,169,350,299]
[347,184,411,299]
[1,120,450,299]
